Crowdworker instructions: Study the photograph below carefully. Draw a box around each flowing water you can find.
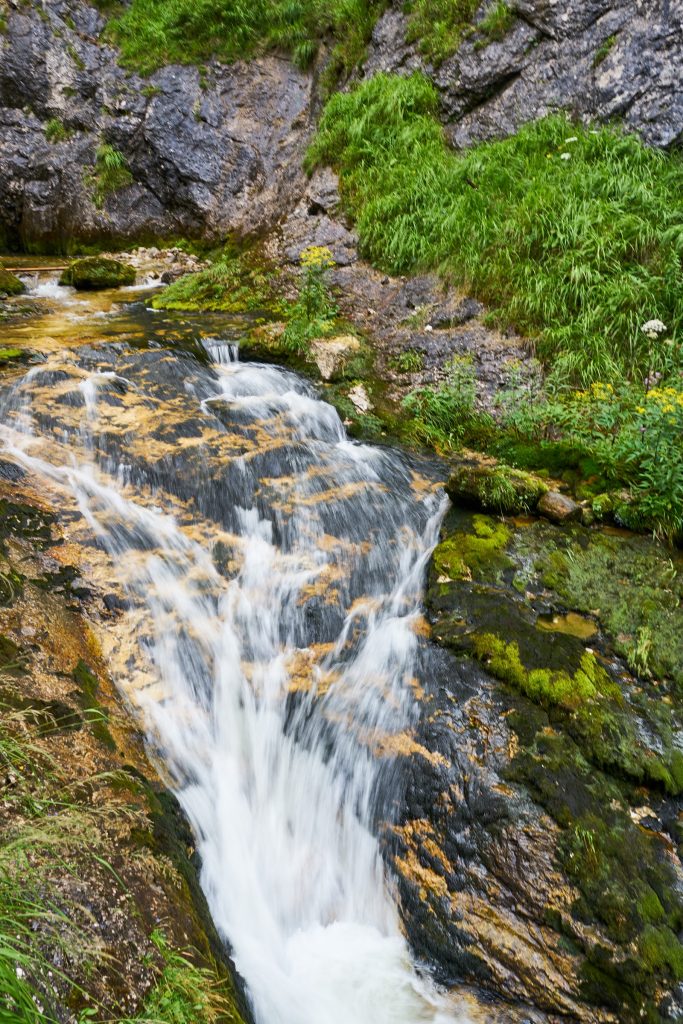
[0,277,475,1024]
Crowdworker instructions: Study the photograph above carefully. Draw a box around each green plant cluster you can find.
[404,0,514,64]
[402,355,492,447]
[307,73,683,385]
[86,143,134,208]
[282,245,339,353]
[499,377,683,539]
[44,117,72,143]
[106,0,387,81]
[153,244,285,315]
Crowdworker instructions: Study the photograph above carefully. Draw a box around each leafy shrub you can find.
[282,245,338,353]
[307,73,683,386]
[500,371,683,539]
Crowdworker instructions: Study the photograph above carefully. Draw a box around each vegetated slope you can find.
[106,0,387,80]
[306,72,683,386]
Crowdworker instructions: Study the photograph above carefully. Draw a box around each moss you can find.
[60,256,136,290]
[638,925,683,980]
[72,660,116,751]
[433,514,512,582]
[446,458,547,515]
[153,245,285,316]
[506,730,682,1019]
[517,526,683,691]
[0,347,26,362]
[0,268,25,296]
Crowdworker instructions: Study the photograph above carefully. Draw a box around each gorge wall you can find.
[0,0,681,252]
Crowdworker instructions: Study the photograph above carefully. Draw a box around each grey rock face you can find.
[0,0,313,249]
[364,0,683,150]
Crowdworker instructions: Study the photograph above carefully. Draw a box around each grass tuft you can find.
[106,0,388,83]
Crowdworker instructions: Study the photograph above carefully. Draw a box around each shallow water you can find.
[0,275,480,1024]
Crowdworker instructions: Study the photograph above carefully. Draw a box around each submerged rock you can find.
[59,256,136,290]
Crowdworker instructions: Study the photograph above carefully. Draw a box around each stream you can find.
[0,274,475,1024]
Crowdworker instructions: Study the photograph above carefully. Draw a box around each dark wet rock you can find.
[0,1,313,249]
[60,255,136,290]
[364,1,683,150]
[391,507,683,1021]
[537,489,581,523]
[430,296,484,329]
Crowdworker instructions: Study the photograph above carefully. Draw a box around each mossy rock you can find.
[59,256,136,290]
[433,514,512,582]
[446,454,547,514]
[0,268,25,296]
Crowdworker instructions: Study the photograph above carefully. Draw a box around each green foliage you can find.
[404,0,478,64]
[0,709,243,1024]
[125,931,232,1024]
[86,143,133,208]
[107,0,387,80]
[388,348,424,372]
[593,32,618,67]
[282,245,338,353]
[501,377,683,539]
[402,355,491,447]
[308,74,683,385]
[154,245,284,314]
[475,1,514,47]
[44,118,71,143]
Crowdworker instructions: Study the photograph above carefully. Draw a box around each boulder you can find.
[537,490,581,523]
[446,453,548,515]
[0,268,25,296]
[310,335,360,381]
[59,257,136,290]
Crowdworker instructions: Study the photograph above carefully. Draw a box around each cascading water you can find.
[0,329,473,1024]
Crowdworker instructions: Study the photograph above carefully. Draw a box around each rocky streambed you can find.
[0,267,681,1023]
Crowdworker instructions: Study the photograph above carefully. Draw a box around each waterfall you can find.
[0,340,471,1024]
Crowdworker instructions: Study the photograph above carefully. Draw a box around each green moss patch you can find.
[0,268,25,296]
[433,514,512,581]
[60,256,136,290]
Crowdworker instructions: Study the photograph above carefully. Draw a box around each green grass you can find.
[475,1,514,46]
[404,0,478,64]
[86,143,134,208]
[307,72,683,385]
[106,0,387,81]
[0,709,241,1023]
[44,118,72,143]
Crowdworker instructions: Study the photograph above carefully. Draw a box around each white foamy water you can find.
[0,343,473,1024]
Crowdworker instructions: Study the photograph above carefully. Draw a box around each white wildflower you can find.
[564,136,578,143]
[641,319,667,338]
[560,152,571,160]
